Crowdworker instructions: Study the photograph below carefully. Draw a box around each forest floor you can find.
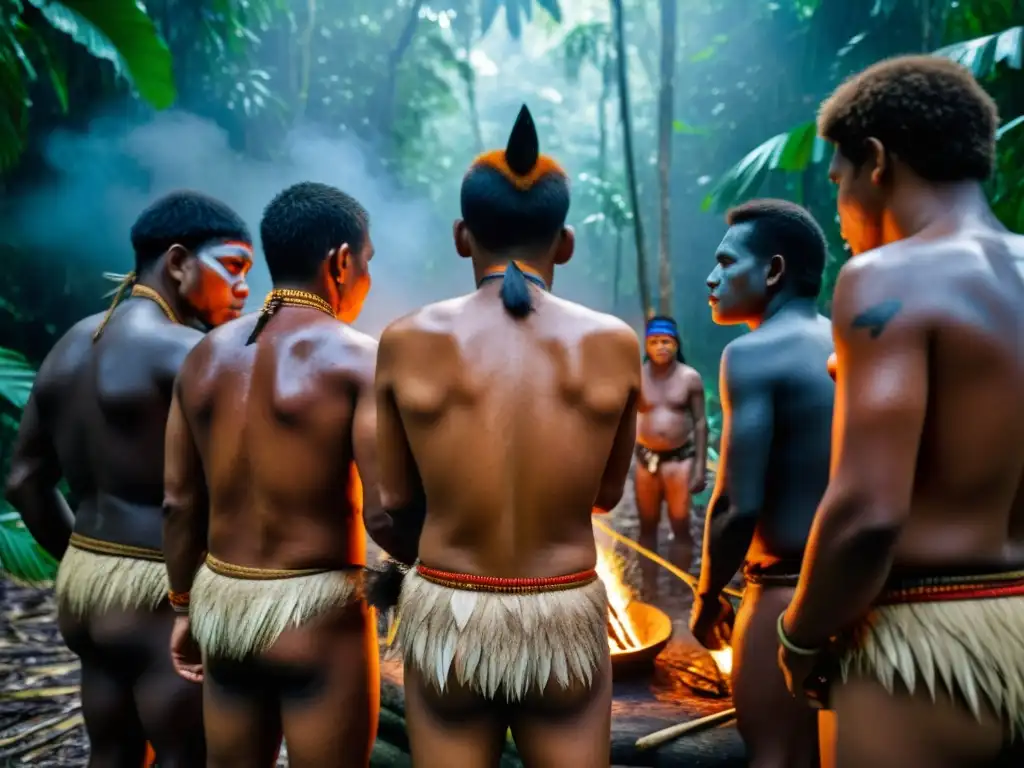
[0,467,734,766]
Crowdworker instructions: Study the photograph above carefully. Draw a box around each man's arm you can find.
[594,329,642,513]
[350,339,383,544]
[687,368,709,482]
[697,342,774,600]
[162,378,209,598]
[368,325,425,566]
[783,263,927,649]
[4,386,73,560]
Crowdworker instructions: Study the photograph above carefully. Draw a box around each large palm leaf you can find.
[703,26,1024,213]
[0,345,35,411]
[0,346,59,585]
[1,0,176,172]
[0,506,58,585]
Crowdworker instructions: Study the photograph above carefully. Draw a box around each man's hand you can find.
[689,467,707,494]
[778,644,827,709]
[777,613,828,709]
[689,593,734,650]
[170,615,203,684]
[826,352,838,382]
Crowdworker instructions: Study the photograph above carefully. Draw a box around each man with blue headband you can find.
[635,314,708,584]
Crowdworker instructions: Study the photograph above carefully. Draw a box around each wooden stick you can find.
[635,707,738,751]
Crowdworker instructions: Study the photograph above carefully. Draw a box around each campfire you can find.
[595,545,673,671]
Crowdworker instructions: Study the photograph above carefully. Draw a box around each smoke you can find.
[8,110,458,335]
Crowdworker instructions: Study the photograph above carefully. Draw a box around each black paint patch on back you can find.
[851,299,902,339]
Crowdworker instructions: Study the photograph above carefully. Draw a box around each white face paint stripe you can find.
[197,244,253,283]
[198,253,237,282]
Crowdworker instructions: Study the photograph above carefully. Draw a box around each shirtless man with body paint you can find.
[163,182,380,768]
[778,55,1024,768]
[691,199,834,768]
[366,106,639,768]
[5,190,253,768]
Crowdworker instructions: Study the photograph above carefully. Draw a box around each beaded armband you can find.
[168,590,191,615]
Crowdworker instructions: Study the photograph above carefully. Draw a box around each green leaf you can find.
[0,345,36,411]
[997,114,1024,140]
[934,26,1023,78]
[29,0,176,109]
[505,0,523,39]
[0,505,59,586]
[535,0,562,23]
[701,121,823,212]
[672,119,707,135]
[480,0,501,37]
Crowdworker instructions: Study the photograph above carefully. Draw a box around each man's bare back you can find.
[174,313,374,574]
[856,231,1024,570]
[6,191,254,768]
[380,290,639,580]
[373,104,637,768]
[163,182,379,768]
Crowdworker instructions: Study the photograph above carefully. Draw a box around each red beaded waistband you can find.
[876,571,1024,606]
[415,564,598,594]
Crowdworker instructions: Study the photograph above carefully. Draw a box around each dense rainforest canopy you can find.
[1,0,1022,580]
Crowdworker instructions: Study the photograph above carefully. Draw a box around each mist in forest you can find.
[6,109,456,336]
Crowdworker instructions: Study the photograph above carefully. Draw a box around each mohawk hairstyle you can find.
[130,190,251,273]
[259,181,369,285]
[462,104,570,318]
[818,55,999,182]
[725,199,827,299]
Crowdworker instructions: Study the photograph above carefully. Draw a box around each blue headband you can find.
[646,319,678,340]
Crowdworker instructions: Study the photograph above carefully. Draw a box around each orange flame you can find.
[595,545,642,652]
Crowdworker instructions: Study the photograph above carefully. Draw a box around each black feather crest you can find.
[505,104,539,176]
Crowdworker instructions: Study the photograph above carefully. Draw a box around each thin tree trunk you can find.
[656,0,676,317]
[461,3,484,153]
[293,0,318,125]
[380,0,426,144]
[598,44,611,182]
[610,0,652,319]
[613,227,623,309]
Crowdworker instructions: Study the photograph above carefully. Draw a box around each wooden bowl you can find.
[610,600,673,677]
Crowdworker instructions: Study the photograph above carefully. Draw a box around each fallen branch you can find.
[634,707,738,751]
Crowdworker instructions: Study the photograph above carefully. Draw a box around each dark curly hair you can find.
[260,181,369,285]
[725,198,827,299]
[130,190,251,273]
[818,55,999,182]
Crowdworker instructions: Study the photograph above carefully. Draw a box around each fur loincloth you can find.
[190,554,364,661]
[55,533,168,618]
[393,565,608,702]
[838,571,1024,738]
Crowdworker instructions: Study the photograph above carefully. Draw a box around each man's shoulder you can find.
[721,334,776,388]
[35,312,107,386]
[549,297,638,348]
[677,363,705,388]
[378,296,471,344]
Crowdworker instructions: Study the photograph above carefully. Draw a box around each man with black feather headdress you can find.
[366,105,639,767]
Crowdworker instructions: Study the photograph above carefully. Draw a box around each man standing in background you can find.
[635,315,708,587]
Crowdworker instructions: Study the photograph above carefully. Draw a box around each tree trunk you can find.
[610,0,652,319]
[598,44,611,183]
[656,0,676,317]
[461,2,484,153]
[380,0,427,146]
